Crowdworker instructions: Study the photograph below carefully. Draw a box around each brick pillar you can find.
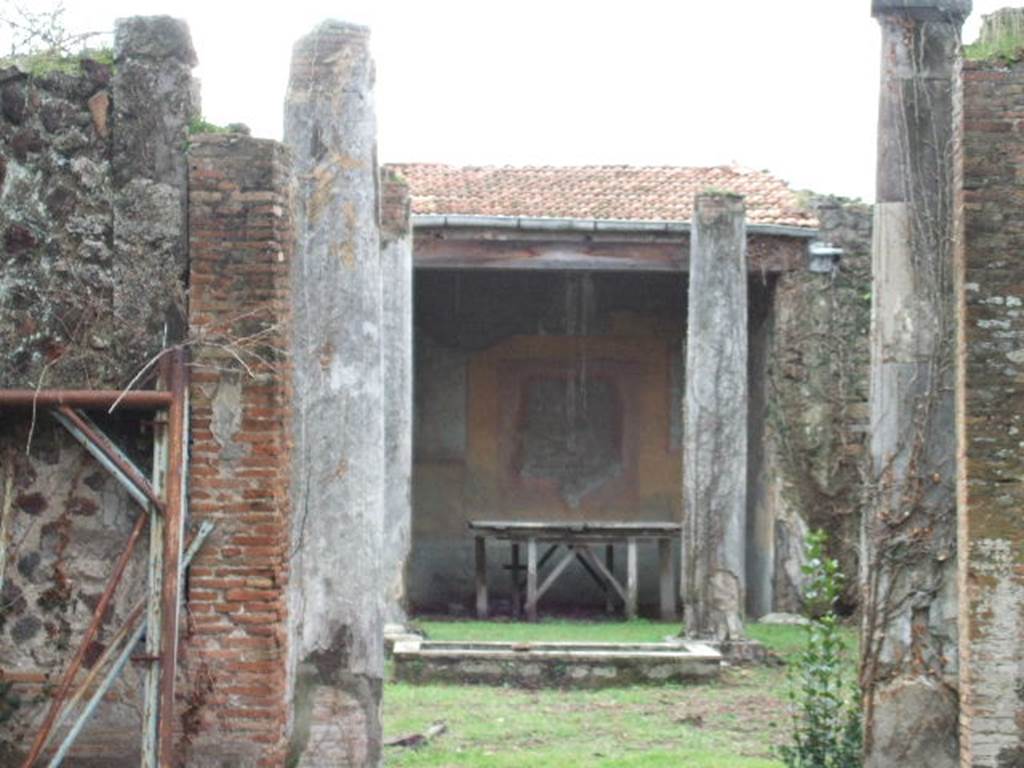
[955,54,1024,768]
[681,192,748,641]
[183,134,295,767]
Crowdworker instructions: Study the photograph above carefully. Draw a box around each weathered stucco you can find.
[380,169,413,624]
[864,2,967,765]
[284,20,385,766]
[410,270,689,614]
[682,193,748,640]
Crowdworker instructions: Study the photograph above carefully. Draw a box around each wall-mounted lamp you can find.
[808,241,843,274]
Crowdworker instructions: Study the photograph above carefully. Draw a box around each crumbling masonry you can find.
[0,6,1022,767]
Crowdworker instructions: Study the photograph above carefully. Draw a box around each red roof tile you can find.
[386,163,817,229]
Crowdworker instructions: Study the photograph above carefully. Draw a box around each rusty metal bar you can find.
[157,348,188,766]
[0,463,14,598]
[141,359,170,768]
[20,507,150,768]
[51,407,164,512]
[46,522,214,768]
[40,602,145,759]
[46,611,140,768]
[0,389,173,409]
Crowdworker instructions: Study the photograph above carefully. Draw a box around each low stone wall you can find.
[392,640,721,688]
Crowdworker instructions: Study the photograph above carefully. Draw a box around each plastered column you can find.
[380,169,413,624]
[284,21,385,767]
[864,2,968,766]
[682,193,747,641]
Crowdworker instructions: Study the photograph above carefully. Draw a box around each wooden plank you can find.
[526,538,538,622]
[626,538,638,620]
[157,349,188,766]
[475,536,488,619]
[510,543,521,617]
[467,520,681,543]
[658,538,675,621]
[467,521,682,531]
[414,238,683,272]
[537,548,578,601]
[141,384,168,768]
[578,545,626,603]
[574,551,607,592]
[538,544,558,569]
[0,464,13,599]
[414,235,805,274]
[605,545,615,615]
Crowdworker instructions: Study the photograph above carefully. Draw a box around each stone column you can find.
[380,168,413,625]
[682,193,747,641]
[112,16,197,360]
[864,2,968,766]
[284,21,385,767]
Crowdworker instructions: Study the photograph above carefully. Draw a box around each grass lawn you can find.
[382,619,857,767]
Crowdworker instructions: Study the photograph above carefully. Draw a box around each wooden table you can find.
[468,521,681,622]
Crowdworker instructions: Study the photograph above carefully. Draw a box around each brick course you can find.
[955,59,1024,768]
[182,134,295,767]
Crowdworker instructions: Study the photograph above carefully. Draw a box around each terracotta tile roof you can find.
[387,163,818,229]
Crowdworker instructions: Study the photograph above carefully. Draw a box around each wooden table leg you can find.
[605,544,615,615]
[475,535,488,619]
[511,542,521,618]
[526,537,538,622]
[658,538,675,621]
[626,537,638,620]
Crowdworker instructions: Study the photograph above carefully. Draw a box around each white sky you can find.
[6,1,1013,201]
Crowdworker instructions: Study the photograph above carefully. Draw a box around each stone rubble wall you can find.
[0,16,196,765]
[0,421,147,764]
[0,16,196,390]
[764,197,872,613]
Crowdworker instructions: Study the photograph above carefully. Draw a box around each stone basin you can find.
[391,639,722,688]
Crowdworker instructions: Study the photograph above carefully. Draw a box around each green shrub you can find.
[778,530,862,768]
[188,116,229,135]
